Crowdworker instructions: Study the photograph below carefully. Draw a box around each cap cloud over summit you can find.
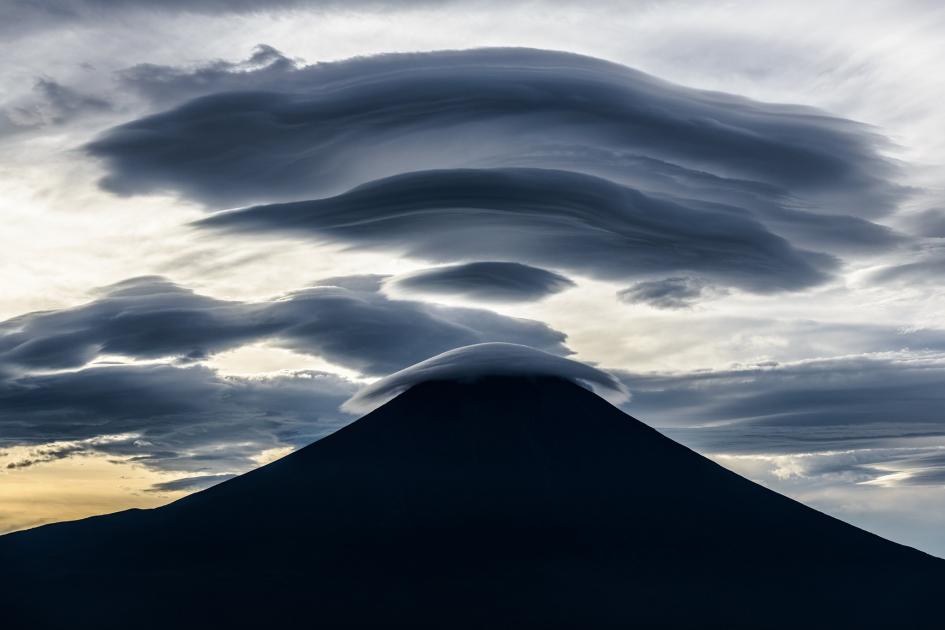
[345,342,629,414]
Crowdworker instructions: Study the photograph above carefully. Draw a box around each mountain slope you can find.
[1,375,942,628]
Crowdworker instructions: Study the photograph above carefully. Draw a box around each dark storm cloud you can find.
[88,47,905,220]
[0,363,357,473]
[617,277,713,309]
[198,168,833,293]
[0,275,568,377]
[389,262,575,302]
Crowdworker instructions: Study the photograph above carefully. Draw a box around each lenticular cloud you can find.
[87,47,905,298]
[90,47,903,218]
[344,342,629,414]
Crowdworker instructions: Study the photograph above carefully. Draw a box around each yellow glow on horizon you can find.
[0,450,189,535]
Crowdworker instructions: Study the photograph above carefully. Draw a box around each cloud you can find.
[617,277,715,309]
[614,352,945,489]
[0,276,274,371]
[87,47,905,219]
[619,352,945,434]
[146,474,237,492]
[870,245,945,287]
[0,363,357,473]
[119,45,303,108]
[0,1,441,37]
[345,342,628,414]
[388,262,574,302]
[0,275,569,377]
[0,273,571,474]
[5,442,90,470]
[901,208,945,239]
[86,46,907,296]
[199,168,834,293]
[272,277,569,374]
[1,78,111,135]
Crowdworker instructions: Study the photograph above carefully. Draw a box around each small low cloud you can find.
[147,473,237,493]
[1,78,110,135]
[901,208,945,239]
[870,246,945,287]
[389,262,574,302]
[617,277,716,309]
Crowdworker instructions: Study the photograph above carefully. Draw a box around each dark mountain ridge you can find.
[1,375,941,628]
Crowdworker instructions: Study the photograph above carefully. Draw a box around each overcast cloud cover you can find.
[1,0,944,556]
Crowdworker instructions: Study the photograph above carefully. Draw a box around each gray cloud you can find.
[0,1,442,36]
[199,168,834,293]
[88,47,906,221]
[4,442,90,470]
[85,47,908,297]
[616,353,945,488]
[490,146,903,255]
[345,342,628,414]
[617,277,715,309]
[864,452,945,486]
[619,353,945,433]
[0,276,274,371]
[0,363,357,473]
[1,78,111,135]
[901,208,945,239]
[272,277,569,374]
[389,262,574,302]
[0,273,571,474]
[119,44,303,109]
[146,473,237,493]
[0,275,568,377]
[871,246,945,286]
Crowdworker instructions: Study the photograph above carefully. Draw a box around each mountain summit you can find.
[1,348,942,628]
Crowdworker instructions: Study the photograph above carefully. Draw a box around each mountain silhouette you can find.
[1,373,942,628]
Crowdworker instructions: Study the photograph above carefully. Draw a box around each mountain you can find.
[1,374,942,628]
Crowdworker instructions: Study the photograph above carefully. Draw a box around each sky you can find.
[1,0,944,556]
